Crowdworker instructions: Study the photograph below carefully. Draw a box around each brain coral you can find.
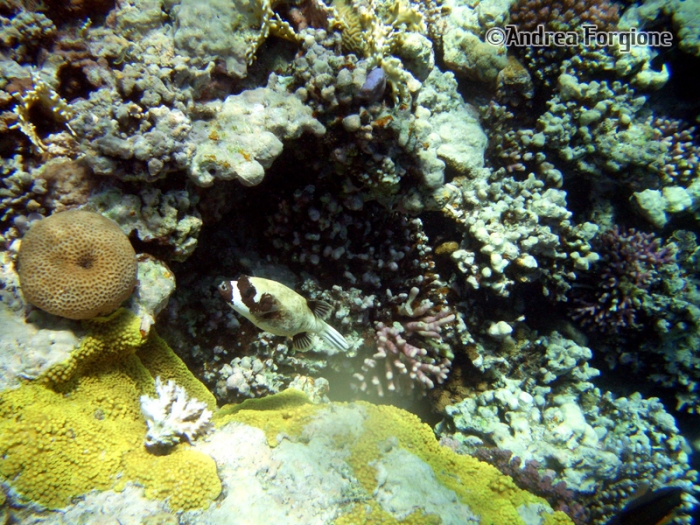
[17,210,137,320]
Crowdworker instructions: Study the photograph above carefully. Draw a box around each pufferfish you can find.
[218,275,349,352]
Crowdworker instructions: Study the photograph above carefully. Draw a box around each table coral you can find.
[0,308,220,511]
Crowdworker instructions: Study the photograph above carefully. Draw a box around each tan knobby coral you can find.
[17,210,137,320]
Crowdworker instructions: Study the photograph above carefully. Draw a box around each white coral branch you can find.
[140,376,212,449]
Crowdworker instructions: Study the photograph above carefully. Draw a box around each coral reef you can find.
[437,331,698,525]
[442,172,598,298]
[1,0,699,522]
[17,210,137,320]
[469,447,587,525]
[509,0,619,33]
[188,81,325,187]
[127,253,177,334]
[354,293,454,396]
[87,186,202,262]
[216,355,285,400]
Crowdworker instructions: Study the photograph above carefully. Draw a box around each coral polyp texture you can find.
[17,210,137,320]
[0,309,220,512]
[355,295,454,396]
[509,0,619,33]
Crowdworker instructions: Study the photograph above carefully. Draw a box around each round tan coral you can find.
[17,210,138,320]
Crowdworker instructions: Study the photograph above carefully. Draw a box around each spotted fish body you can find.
[218,275,349,353]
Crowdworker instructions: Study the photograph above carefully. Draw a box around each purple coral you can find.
[354,303,454,396]
[473,448,588,525]
[571,226,675,333]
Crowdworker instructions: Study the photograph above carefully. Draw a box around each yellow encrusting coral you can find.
[219,391,575,525]
[42,308,145,386]
[0,309,221,511]
[215,387,318,446]
[335,501,440,524]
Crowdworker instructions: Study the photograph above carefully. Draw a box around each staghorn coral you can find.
[17,210,137,320]
[141,376,213,449]
[570,226,676,334]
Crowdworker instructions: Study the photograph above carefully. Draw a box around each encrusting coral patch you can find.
[0,308,220,511]
[207,389,574,525]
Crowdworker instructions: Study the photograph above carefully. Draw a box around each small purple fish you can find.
[358,67,386,104]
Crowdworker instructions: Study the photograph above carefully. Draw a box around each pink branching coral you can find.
[571,226,675,333]
[354,291,454,396]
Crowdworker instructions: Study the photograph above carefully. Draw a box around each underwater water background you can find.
[1,0,700,523]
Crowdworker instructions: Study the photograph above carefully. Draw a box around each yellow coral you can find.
[0,309,220,510]
[215,387,317,446]
[43,308,144,386]
[220,391,574,525]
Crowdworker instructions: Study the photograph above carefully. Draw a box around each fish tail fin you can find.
[317,321,350,353]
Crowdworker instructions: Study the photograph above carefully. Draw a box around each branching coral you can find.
[354,288,454,396]
[509,0,619,33]
[140,376,213,449]
[331,0,432,103]
[571,226,676,333]
[509,0,619,87]
[649,116,700,185]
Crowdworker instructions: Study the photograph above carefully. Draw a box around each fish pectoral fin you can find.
[292,332,314,351]
[307,299,332,319]
[255,292,280,314]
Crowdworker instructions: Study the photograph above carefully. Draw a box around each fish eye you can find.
[218,281,233,301]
